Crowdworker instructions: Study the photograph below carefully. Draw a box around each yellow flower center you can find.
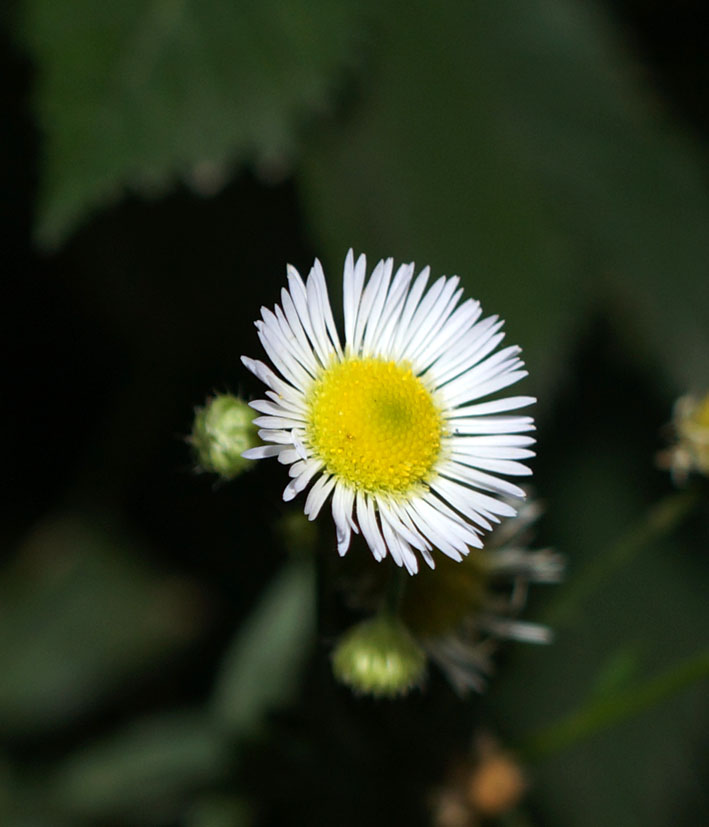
[306,358,443,495]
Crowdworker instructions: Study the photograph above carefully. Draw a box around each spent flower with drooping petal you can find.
[242,251,536,573]
[402,498,563,693]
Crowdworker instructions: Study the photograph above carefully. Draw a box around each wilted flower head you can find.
[658,392,709,484]
[332,495,562,696]
[401,498,563,693]
[242,251,535,573]
[431,735,528,826]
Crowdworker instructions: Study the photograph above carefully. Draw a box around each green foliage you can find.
[520,648,709,761]
[211,559,316,737]
[300,0,709,394]
[20,0,371,246]
[50,711,231,824]
[491,439,709,826]
[0,515,206,737]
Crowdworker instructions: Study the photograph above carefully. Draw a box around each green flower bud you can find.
[191,394,258,479]
[332,614,426,698]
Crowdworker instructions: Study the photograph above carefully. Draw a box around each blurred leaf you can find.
[492,438,709,825]
[0,757,62,827]
[520,648,709,761]
[300,0,584,398]
[212,559,316,738]
[186,793,254,827]
[589,646,643,699]
[300,0,709,396]
[20,0,372,245]
[491,1,709,390]
[51,710,230,824]
[543,490,697,629]
[0,514,207,736]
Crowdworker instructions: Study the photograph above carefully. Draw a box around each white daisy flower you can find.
[242,251,536,575]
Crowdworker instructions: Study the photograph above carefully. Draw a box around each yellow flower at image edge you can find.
[663,392,709,482]
[242,250,536,573]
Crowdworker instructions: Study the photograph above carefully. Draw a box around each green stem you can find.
[543,489,698,628]
[518,648,709,762]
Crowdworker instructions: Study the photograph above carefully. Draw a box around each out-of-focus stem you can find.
[519,648,709,762]
[543,489,698,628]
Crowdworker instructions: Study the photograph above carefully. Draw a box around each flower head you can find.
[242,251,535,574]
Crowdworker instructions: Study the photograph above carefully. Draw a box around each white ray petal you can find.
[369,262,415,356]
[310,258,343,357]
[352,259,387,354]
[256,323,312,392]
[282,459,322,501]
[361,258,394,356]
[343,250,366,350]
[269,304,320,375]
[241,357,299,400]
[438,461,525,502]
[406,284,463,365]
[451,445,536,461]
[279,288,321,370]
[399,276,456,360]
[277,448,301,465]
[332,483,356,556]
[447,416,535,435]
[413,298,482,371]
[356,492,388,562]
[256,428,297,445]
[389,267,431,359]
[263,389,307,416]
[253,415,304,430]
[241,445,282,459]
[306,261,340,363]
[428,323,506,387]
[287,266,331,367]
[452,396,536,417]
[304,474,336,520]
[249,399,307,421]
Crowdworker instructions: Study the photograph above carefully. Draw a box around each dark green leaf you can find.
[20,0,371,245]
[0,515,207,735]
[300,0,709,396]
[211,559,315,737]
[51,710,230,824]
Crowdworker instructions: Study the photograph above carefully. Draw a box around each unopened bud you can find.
[332,614,426,697]
[191,394,258,479]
